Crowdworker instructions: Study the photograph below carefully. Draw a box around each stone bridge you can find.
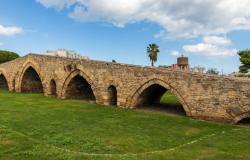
[0,54,249,124]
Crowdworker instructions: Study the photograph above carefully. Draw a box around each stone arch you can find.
[128,78,191,116]
[49,79,57,97]
[0,73,9,90]
[0,68,10,91]
[61,69,97,102]
[19,63,44,93]
[232,112,250,124]
[107,85,117,106]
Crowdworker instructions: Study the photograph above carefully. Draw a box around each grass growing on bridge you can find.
[0,90,250,160]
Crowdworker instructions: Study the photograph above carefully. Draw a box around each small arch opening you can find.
[0,74,8,90]
[135,84,186,116]
[65,75,96,102]
[21,67,43,93]
[49,79,57,97]
[108,85,117,106]
[237,118,250,125]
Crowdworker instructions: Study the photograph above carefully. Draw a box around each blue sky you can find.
[0,0,250,74]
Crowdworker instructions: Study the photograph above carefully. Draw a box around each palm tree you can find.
[147,43,160,67]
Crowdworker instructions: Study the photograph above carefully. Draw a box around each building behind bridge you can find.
[165,55,190,72]
[42,49,89,60]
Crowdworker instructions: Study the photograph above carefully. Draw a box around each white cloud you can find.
[203,36,231,46]
[0,25,23,36]
[37,0,250,57]
[0,42,3,46]
[37,0,250,39]
[183,36,237,57]
[36,0,77,10]
[170,51,180,56]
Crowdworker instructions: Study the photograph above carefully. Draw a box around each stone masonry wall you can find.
[0,54,249,123]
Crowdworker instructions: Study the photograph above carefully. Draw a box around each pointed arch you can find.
[108,85,117,106]
[128,78,191,116]
[0,68,9,91]
[18,62,44,93]
[0,73,9,90]
[61,69,97,101]
[49,79,57,97]
[21,66,43,93]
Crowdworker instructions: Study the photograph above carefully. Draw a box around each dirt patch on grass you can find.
[0,139,16,146]
[138,104,186,116]
[185,127,201,136]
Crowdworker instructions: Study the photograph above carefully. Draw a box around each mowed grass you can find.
[160,91,183,106]
[0,90,250,160]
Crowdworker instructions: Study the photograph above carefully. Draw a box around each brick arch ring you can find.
[126,78,192,116]
[17,61,45,92]
[232,111,250,124]
[61,69,99,101]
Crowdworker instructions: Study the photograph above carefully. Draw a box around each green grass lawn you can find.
[160,91,183,106]
[0,90,250,160]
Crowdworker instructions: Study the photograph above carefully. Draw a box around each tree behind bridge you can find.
[0,50,20,64]
[206,68,219,75]
[147,43,160,67]
[238,50,250,73]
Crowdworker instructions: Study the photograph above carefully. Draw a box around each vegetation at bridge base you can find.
[238,50,250,74]
[0,90,250,160]
[0,50,20,64]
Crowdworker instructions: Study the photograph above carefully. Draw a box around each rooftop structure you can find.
[170,54,190,71]
[42,49,89,60]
